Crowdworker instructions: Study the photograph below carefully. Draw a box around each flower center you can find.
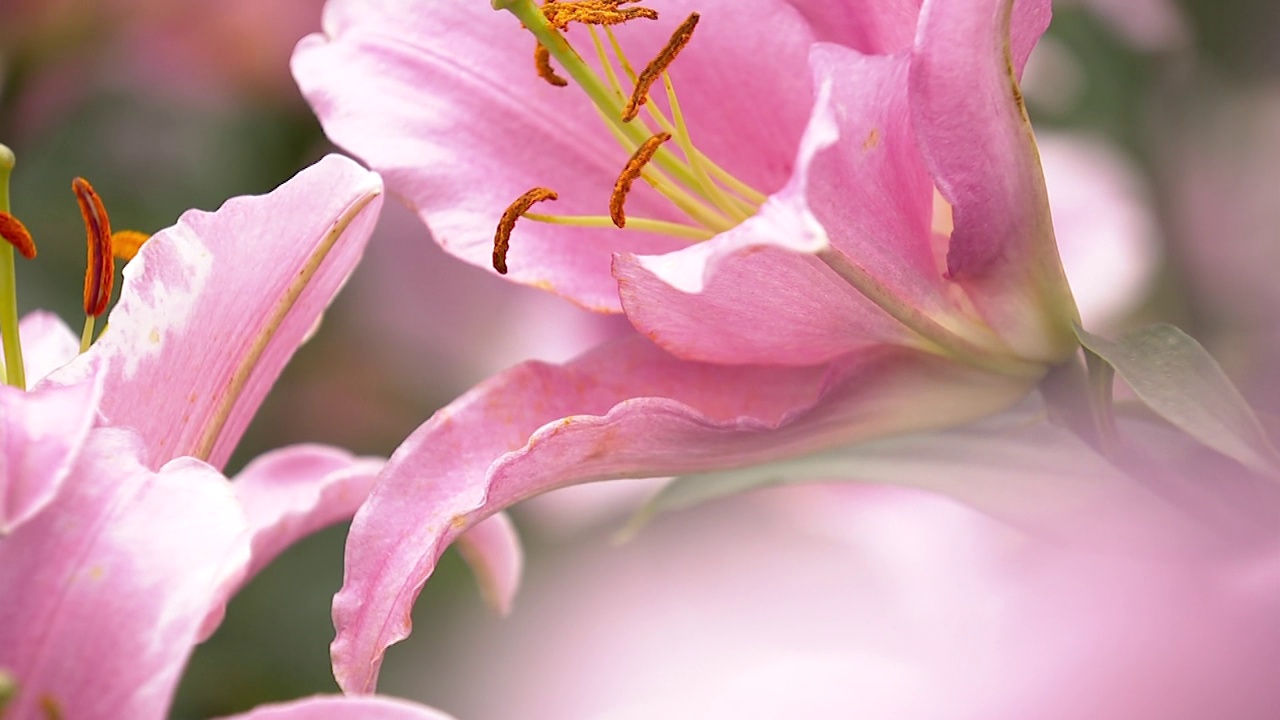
[0,144,149,389]
[490,0,768,274]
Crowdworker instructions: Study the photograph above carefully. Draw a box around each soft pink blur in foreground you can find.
[390,480,1279,720]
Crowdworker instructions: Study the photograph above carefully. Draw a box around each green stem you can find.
[0,144,26,389]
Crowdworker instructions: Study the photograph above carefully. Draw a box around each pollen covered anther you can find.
[111,229,150,261]
[494,187,559,274]
[541,0,658,31]
[72,177,114,317]
[610,131,670,228]
[535,42,569,86]
[0,211,36,259]
[622,12,699,122]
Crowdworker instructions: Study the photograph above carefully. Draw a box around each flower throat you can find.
[491,0,768,274]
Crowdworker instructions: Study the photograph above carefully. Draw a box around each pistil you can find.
[0,144,28,389]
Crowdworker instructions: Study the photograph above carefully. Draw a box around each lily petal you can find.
[45,155,383,470]
[786,0,922,52]
[909,0,1078,360]
[454,512,523,617]
[615,45,958,366]
[0,364,102,534]
[293,0,821,311]
[215,695,455,720]
[230,445,383,588]
[18,310,78,383]
[331,334,1034,692]
[0,428,248,720]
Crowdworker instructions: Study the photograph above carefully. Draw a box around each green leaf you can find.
[620,411,1192,548]
[1074,323,1280,475]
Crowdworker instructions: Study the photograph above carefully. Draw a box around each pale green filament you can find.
[598,25,759,219]
[497,0,769,241]
[0,144,27,389]
[79,314,96,354]
[525,212,715,241]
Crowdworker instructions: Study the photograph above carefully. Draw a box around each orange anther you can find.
[111,230,149,261]
[72,177,114,317]
[541,0,658,31]
[0,211,36,259]
[610,132,670,228]
[622,12,698,122]
[494,187,559,274]
[535,42,569,87]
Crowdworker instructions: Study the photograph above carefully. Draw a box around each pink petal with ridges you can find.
[787,0,923,52]
[616,45,962,366]
[0,428,248,720]
[46,155,383,471]
[331,334,1035,692]
[910,0,1078,360]
[164,445,379,643]
[0,365,102,534]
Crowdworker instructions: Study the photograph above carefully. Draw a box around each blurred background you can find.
[2,0,1277,717]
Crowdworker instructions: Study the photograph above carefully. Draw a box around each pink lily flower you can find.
[0,154,512,716]
[294,0,1097,692]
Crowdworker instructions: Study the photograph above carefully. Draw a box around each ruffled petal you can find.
[454,512,523,616]
[910,0,1078,360]
[230,445,383,585]
[331,334,1034,692]
[293,0,819,310]
[616,44,962,366]
[0,428,248,720]
[215,695,455,720]
[45,155,383,471]
[18,310,78,383]
[0,364,102,534]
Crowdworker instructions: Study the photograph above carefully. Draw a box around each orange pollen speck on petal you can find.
[0,211,36,259]
[72,177,114,317]
[622,12,699,122]
[541,0,658,31]
[494,187,559,275]
[610,131,670,228]
[111,229,150,261]
[534,42,569,87]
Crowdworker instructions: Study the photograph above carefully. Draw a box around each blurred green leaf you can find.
[1075,323,1280,475]
[622,410,1190,549]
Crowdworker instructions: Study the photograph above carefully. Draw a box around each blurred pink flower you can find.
[385,472,1279,720]
[290,0,1118,691]
[0,156,512,717]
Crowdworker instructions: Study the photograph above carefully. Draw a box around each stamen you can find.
[494,187,558,274]
[610,131,670,227]
[622,12,698,122]
[111,229,150,261]
[541,0,658,30]
[534,42,569,86]
[0,211,36,259]
[72,177,114,317]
